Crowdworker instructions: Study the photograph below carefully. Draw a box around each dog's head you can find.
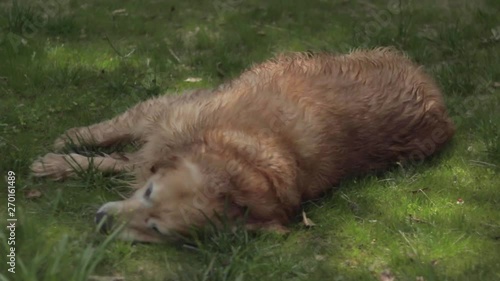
[95,155,231,242]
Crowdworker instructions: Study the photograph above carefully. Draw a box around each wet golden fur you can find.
[31,48,455,242]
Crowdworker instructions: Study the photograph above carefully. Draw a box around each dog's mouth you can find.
[95,211,114,234]
[94,202,166,243]
[94,215,166,243]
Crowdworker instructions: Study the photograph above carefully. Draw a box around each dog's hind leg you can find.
[53,96,171,150]
[53,89,214,150]
[30,153,134,181]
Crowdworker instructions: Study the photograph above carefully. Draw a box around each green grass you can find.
[1,0,499,280]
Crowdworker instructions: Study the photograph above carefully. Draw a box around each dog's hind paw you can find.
[53,127,90,151]
[30,153,77,181]
[54,129,77,151]
[53,137,69,151]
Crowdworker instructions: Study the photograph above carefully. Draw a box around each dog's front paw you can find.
[30,153,76,180]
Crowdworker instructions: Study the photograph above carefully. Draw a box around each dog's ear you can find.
[150,155,179,174]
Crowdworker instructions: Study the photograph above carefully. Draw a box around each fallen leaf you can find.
[24,189,42,199]
[302,210,316,227]
[379,270,395,281]
[184,77,202,83]
[480,27,500,44]
[111,9,128,16]
[216,62,226,77]
[315,255,326,261]
[416,276,425,281]
[493,82,500,88]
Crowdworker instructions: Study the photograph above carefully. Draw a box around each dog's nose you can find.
[95,211,113,234]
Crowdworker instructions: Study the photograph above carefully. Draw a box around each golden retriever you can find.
[31,48,455,242]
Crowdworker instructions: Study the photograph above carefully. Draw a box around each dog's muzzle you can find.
[95,211,114,234]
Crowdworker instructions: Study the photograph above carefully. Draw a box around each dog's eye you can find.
[151,223,162,235]
[144,183,153,199]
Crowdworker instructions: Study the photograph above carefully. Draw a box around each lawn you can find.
[0,0,499,280]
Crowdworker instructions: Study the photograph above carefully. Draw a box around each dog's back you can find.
[194,48,454,199]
